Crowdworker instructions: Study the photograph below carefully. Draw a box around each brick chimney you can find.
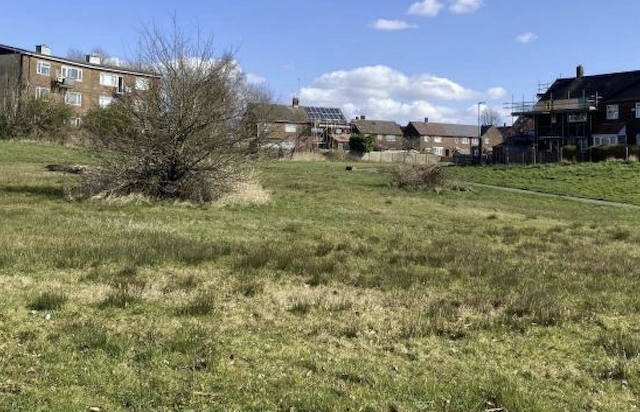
[576,65,584,78]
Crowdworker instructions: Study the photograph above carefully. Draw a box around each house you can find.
[247,97,351,150]
[0,43,158,123]
[404,119,502,157]
[511,65,640,156]
[351,117,404,150]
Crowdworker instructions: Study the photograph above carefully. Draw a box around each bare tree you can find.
[80,18,271,202]
[480,107,502,126]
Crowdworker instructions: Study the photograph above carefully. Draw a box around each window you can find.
[567,113,587,123]
[64,91,82,106]
[423,136,430,142]
[135,77,149,90]
[99,95,115,107]
[384,135,396,142]
[100,73,118,87]
[284,124,297,133]
[61,66,83,81]
[461,138,469,144]
[433,147,444,156]
[35,86,50,99]
[433,136,442,143]
[636,103,640,118]
[472,138,479,145]
[606,104,619,120]
[36,61,50,76]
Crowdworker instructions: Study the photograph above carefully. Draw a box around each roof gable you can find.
[352,119,403,135]
[407,121,479,138]
[541,70,640,102]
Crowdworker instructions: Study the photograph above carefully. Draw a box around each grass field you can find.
[1,140,640,411]
[447,160,640,205]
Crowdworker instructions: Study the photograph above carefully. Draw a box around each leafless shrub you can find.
[78,17,272,202]
[391,165,447,190]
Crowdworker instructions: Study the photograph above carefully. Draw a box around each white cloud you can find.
[408,0,444,16]
[246,73,267,84]
[372,19,418,31]
[448,0,483,14]
[516,32,538,44]
[486,86,507,100]
[297,65,504,124]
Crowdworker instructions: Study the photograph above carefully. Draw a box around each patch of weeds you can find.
[27,291,68,311]
[73,325,126,356]
[337,370,372,386]
[314,241,334,257]
[177,292,216,316]
[597,328,640,359]
[100,265,146,309]
[289,298,313,316]
[610,228,631,241]
[233,274,265,297]
[600,359,630,381]
[163,272,200,293]
[233,244,272,271]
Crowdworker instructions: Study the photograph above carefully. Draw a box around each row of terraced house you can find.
[250,98,504,158]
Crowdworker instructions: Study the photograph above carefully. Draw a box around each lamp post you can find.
[477,101,485,164]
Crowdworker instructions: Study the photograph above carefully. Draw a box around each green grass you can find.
[1,140,640,410]
[447,160,640,205]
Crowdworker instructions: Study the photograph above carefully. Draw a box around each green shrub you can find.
[349,134,374,153]
[0,97,74,140]
[563,145,577,161]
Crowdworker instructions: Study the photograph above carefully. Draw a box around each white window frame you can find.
[606,104,619,120]
[635,103,640,119]
[462,138,469,144]
[64,91,82,106]
[135,77,150,91]
[472,138,479,145]
[36,61,51,76]
[433,136,443,143]
[284,124,297,133]
[384,135,396,142]
[423,136,430,142]
[98,95,115,107]
[433,147,444,156]
[100,73,118,87]
[35,86,50,99]
[61,66,83,82]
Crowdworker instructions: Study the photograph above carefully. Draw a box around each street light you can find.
[477,101,485,164]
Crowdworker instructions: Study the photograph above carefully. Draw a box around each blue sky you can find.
[3,1,640,125]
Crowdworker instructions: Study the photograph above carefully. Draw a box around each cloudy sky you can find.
[3,1,640,125]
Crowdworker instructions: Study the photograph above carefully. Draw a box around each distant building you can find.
[404,119,502,157]
[246,97,351,150]
[351,117,404,150]
[507,65,640,162]
[0,42,158,123]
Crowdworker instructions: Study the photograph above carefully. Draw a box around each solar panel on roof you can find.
[304,106,347,123]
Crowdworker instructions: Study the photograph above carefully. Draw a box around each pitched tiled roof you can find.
[253,104,310,123]
[352,119,403,135]
[0,43,158,77]
[540,69,640,103]
[408,121,478,138]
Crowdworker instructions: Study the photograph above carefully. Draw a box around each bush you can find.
[0,98,73,140]
[391,165,447,190]
[349,134,374,153]
[563,145,577,161]
[590,145,640,162]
